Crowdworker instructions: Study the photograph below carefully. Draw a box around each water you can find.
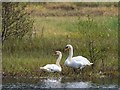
[2,76,119,89]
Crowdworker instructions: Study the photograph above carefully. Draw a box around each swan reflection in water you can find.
[38,77,62,88]
[38,77,93,88]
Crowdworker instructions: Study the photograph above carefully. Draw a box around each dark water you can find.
[2,76,119,89]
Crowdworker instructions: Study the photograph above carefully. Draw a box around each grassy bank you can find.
[3,16,118,78]
[2,3,118,78]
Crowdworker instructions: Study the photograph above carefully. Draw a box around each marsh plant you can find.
[77,15,109,71]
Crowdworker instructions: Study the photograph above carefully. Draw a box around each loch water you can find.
[2,76,119,89]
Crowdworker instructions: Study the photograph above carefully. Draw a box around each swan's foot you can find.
[73,68,80,74]
[73,68,77,73]
[80,68,84,75]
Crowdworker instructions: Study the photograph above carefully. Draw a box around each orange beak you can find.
[53,51,57,56]
[64,47,69,51]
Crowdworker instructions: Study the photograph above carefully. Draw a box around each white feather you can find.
[40,51,62,72]
[40,64,61,72]
[64,44,93,69]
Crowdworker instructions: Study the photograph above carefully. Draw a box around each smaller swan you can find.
[64,44,93,69]
[40,51,62,72]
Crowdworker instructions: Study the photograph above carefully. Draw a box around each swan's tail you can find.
[40,67,45,70]
[88,63,93,66]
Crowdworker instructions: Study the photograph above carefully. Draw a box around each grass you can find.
[2,3,118,78]
[27,2,118,17]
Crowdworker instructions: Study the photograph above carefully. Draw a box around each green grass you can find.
[2,15,118,77]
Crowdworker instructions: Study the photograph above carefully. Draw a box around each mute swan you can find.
[40,51,62,72]
[64,44,93,69]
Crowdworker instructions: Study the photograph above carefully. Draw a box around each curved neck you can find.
[67,47,73,60]
[56,53,62,66]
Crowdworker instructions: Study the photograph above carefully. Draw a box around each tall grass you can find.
[2,15,118,77]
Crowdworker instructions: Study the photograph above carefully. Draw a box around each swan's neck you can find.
[56,53,62,67]
[67,47,73,61]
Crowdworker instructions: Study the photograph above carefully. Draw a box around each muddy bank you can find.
[2,69,119,79]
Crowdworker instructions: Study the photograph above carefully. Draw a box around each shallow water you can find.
[2,76,119,89]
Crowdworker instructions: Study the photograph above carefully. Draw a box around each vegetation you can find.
[2,2,33,42]
[2,3,118,78]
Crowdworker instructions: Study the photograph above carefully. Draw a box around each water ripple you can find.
[2,77,119,89]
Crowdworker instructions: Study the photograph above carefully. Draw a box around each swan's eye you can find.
[55,52,57,54]
[65,46,68,49]
[64,46,69,51]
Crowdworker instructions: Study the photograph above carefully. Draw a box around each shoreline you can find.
[2,69,119,79]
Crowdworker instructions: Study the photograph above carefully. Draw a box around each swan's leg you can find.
[81,68,83,73]
[77,68,80,74]
[79,69,82,74]
[80,66,84,74]
[73,68,80,74]
[73,68,75,73]
[73,68,77,73]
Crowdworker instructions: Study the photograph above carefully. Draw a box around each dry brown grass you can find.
[26,3,118,17]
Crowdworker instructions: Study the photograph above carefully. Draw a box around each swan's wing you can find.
[72,56,91,65]
[64,59,70,65]
[44,64,61,72]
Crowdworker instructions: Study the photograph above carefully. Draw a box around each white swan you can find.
[40,51,62,72]
[64,44,93,69]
